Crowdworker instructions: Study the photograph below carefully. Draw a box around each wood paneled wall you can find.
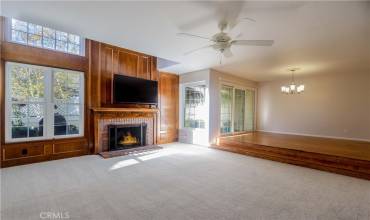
[89,41,158,107]
[158,72,179,144]
[0,19,179,167]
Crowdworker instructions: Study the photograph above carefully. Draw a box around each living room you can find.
[1,1,370,220]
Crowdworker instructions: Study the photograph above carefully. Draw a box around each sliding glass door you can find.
[234,89,246,132]
[220,86,233,133]
[220,85,255,134]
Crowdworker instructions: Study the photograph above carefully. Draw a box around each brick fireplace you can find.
[91,108,159,153]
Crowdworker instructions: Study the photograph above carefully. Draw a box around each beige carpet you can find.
[1,143,370,220]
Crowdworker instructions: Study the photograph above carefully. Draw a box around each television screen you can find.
[113,74,158,104]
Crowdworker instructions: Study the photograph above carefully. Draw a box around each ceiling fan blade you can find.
[231,40,274,46]
[241,17,257,22]
[228,17,256,31]
[184,45,213,55]
[223,47,233,58]
[177,33,211,40]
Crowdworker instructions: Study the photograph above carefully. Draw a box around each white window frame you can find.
[220,81,257,134]
[6,18,85,56]
[5,62,84,143]
[180,81,208,131]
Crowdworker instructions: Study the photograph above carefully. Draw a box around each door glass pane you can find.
[234,89,245,132]
[220,86,233,134]
[184,85,206,129]
[246,90,255,131]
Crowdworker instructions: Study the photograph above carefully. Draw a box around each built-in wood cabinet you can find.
[158,72,179,144]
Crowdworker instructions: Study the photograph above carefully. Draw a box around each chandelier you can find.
[281,68,305,94]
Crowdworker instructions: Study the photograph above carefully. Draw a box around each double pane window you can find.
[5,62,84,142]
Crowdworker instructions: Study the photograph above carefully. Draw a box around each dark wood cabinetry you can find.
[158,72,179,144]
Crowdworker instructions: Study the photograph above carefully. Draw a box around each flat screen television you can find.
[113,74,158,104]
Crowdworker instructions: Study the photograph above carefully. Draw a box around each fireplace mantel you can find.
[91,107,159,113]
[91,107,159,153]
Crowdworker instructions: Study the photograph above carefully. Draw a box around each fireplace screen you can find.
[108,123,147,151]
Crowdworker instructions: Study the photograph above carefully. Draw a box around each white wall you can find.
[258,71,370,141]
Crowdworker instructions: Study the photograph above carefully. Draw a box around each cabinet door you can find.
[138,56,151,79]
[101,46,114,105]
[117,50,139,77]
[159,72,179,144]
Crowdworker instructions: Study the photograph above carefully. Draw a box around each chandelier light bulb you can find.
[290,84,296,91]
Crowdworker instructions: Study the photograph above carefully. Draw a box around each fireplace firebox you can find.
[108,123,147,151]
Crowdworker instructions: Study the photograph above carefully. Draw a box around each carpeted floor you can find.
[1,143,370,220]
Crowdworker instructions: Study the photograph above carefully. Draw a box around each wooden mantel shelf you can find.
[91,107,159,113]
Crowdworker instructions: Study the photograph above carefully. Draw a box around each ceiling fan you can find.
[177,19,274,59]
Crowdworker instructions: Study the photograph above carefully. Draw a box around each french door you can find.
[220,85,255,134]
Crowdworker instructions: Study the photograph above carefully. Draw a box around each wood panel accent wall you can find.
[0,17,179,166]
[158,72,179,144]
[89,41,159,107]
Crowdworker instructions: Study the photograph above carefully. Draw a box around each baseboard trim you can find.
[257,130,370,143]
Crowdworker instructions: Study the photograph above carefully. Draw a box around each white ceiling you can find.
[2,1,370,82]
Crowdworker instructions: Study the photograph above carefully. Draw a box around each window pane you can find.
[56,40,68,52]
[234,89,245,132]
[68,34,80,44]
[184,85,206,129]
[54,71,81,103]
[43,37,55,49]
[28,34,42,47]
[67,121,80,135]
[28,23,42,35]
[54,104,67,118]
[68,43,80,55]
[220,86,233,134]
[11,30,27,44]
[12,104,28,118]
[11,19,27,32]
[43,27,55,39]
[10,65,29,101]
[56,31,68,41]
[28,67,45,102]
[54,104,67,136]
[12,127,27,138]
[11,117,27,127]
[29,124,43,137]
[68,104,80,116]
[28,104,44,117]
